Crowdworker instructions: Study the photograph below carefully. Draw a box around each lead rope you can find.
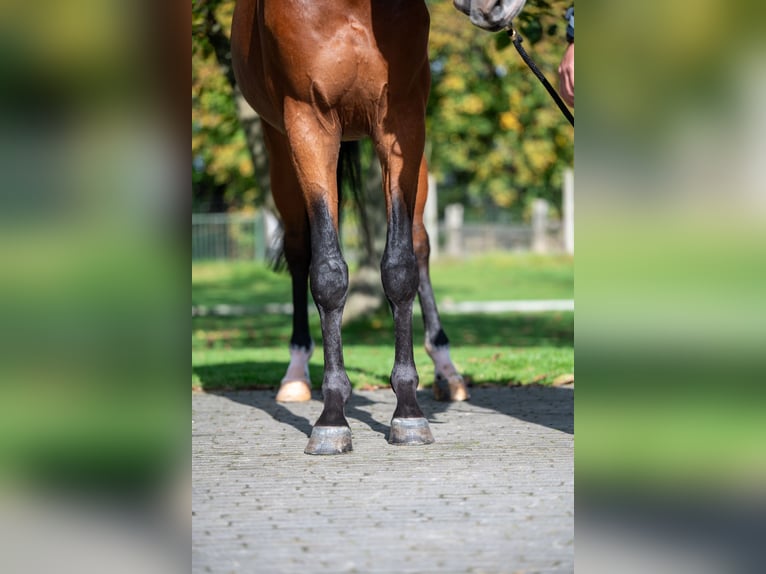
[508,26,574,127]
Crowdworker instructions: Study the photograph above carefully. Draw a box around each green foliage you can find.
[190,1,574,215]
[426,0,573,221]
[192,0,256,211]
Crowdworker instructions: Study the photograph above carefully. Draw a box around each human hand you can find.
[558,42,574,108]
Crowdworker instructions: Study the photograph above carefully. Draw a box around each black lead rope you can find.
[508,26,574,127]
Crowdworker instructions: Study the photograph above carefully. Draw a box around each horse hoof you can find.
[433,374,470,402]
[388,417,435,446]
[276,380,312,402]
[304,426,353,455]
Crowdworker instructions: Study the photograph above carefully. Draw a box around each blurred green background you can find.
[575,1,766,498]
[1,0,765,570]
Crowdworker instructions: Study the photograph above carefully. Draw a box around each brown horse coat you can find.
[231,0,467,454]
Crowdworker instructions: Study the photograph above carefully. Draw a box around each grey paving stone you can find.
[193,386,573,573]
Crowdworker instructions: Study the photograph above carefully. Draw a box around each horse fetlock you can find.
[392,400,425,420]
[389,361,425,419]
[426,343,457,375]
[390,364,419,390]
[322,372,352,403]
[286,341,314,369]
[315,407,350,428]
[424,329,450,356]
[433,373,470,402]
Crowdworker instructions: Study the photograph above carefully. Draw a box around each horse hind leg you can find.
[382,218,434,445]
[275,217,314,403]
[413,157,469,402]
[376,133,434,446]
[263,124,313,403]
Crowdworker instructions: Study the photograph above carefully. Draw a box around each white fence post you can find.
[531,198,549,253]
[426,174,439,260]
[562,168,574,254]
[445,203,464,257]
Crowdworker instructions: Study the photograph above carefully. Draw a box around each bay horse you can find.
[231,0,523,454]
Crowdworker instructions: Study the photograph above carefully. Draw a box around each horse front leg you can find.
[283,104,352,455]
[304,198,353,455]
[413,156,469,402]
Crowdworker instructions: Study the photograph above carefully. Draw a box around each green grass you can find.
[192,260,292,307]
[192,253,574,391]
[428,253,574,302]
[192,252,574,307]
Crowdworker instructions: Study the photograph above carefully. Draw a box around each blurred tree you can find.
[427,0,573,221]
[192,0,269,212]
[191,0,574,221]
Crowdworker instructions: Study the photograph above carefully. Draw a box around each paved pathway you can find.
[192,386,573,573]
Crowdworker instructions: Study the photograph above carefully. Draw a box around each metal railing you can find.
[192,213,266,261]
[191,211,565,262]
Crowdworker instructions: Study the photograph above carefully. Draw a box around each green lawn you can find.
[192,252,574,307]
[192,253,573,391]
[428,253,574,302]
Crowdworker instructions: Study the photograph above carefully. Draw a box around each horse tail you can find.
[268,225,288,272]
[337,140,363,222]
[337,140,374,266]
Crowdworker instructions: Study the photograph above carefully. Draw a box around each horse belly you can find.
[310,31,390,139]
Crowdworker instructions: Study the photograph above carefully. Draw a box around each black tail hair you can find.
[270,140,367,271]
[338,141,375,267]
[337,141,367,234]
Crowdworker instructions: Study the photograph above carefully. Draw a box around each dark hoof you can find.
[304,426,353,455]
[434,374,470,402]
[388,417,435,446]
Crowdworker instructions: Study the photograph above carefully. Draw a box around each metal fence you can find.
[446,222,563,254]
[191,211,565,262]
[192,213,267,261]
